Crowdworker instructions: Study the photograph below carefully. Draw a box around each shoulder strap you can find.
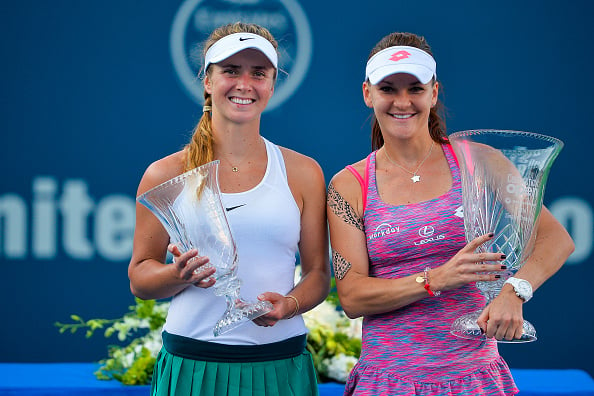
[261,137,286,180]
[443,142,459,168]
[345,155,371,212]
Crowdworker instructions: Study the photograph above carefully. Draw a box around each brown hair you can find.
[183,22,278,172]
[367,32,448,151]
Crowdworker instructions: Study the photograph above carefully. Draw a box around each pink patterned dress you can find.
[344,144,518,396]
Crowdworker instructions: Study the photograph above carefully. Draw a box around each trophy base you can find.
[450,310,537,343]
[213,299,274,337]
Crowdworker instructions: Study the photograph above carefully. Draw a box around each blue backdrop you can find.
[1,0,593,377]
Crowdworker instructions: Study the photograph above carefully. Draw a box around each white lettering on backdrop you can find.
[0,177,590,264]
[0,177,135,261]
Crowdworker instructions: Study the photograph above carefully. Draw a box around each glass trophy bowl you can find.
[137,160,273,336]
[448,130,563,343]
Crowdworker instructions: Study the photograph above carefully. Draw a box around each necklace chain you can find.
[383,141,435,183]
[221,156,245,172]
[219,138,263,173]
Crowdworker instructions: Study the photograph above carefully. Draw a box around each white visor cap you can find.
[204,32,278,72]
[365,46,436,85]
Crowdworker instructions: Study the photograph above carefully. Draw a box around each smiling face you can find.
[363,73,438,140]
[204,48,276,126]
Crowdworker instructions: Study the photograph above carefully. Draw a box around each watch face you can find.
[517,280,532,296]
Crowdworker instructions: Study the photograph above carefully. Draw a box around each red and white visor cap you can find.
[204,32,278,72]
[365,46,436,85]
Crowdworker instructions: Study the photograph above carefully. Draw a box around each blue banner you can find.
[1,0,592,377]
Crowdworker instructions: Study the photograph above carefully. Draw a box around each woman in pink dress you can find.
[326,31,574,395]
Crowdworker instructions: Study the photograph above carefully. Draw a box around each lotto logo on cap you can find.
[390,50,412,62]
[365,46,437,85]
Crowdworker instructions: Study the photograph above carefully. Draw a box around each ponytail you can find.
[184,95,214,172]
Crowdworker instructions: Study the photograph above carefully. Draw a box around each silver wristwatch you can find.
[504,277,533,302]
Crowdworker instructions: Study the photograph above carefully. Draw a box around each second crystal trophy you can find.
[448,130,563,343]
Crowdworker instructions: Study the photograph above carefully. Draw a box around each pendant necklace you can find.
[223,156,245,173]
[220,138,263,173]
[384,141,435,183]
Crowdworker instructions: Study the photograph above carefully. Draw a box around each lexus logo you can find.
[418,226,435,237]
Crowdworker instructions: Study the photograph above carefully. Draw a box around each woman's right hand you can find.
[429,233,507,292]
[167,244,216,288]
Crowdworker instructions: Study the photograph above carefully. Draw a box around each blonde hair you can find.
[183,22,278,172]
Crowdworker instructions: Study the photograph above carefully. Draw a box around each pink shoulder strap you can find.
[345,155,371,212]
[443,141,459,168]
[438,139,458,167]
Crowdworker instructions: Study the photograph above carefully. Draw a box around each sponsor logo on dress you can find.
[170,0,313,112]
[368,222,400,241]
[414,225,445,246]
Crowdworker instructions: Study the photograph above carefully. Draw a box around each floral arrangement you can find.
[56,298,167,385]
[56,269,362,385]
[303,296,362,383]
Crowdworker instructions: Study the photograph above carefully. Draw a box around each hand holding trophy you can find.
[137,160,273,336]
[449,130,563,343]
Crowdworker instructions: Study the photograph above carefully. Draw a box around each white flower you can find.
[303,300,345,331]
[345,316,363,339]
[323,354,359,383]
[143,330,164,357]
[154,302,170,316]
[122,351,136,368]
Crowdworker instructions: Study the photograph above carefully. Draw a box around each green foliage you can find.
[55,297,168,385]
[95,346,156,385]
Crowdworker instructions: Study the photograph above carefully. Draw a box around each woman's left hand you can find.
[251,292,296,327]
[477,288,525,341]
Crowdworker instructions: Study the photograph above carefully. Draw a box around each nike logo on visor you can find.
[226,204,246,211]
[239,37,254,41]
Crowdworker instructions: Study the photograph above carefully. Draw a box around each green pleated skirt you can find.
[151,332,319,396]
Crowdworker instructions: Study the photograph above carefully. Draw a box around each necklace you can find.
[384,141,435,183]
[220,138,263,173]
[222,156,245,172]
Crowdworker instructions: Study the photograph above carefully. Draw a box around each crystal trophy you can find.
[137,160,273,336]
[448,130,563,343]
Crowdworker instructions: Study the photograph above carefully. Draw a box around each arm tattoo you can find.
[327,182,364,231]
[332,249,352,280]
